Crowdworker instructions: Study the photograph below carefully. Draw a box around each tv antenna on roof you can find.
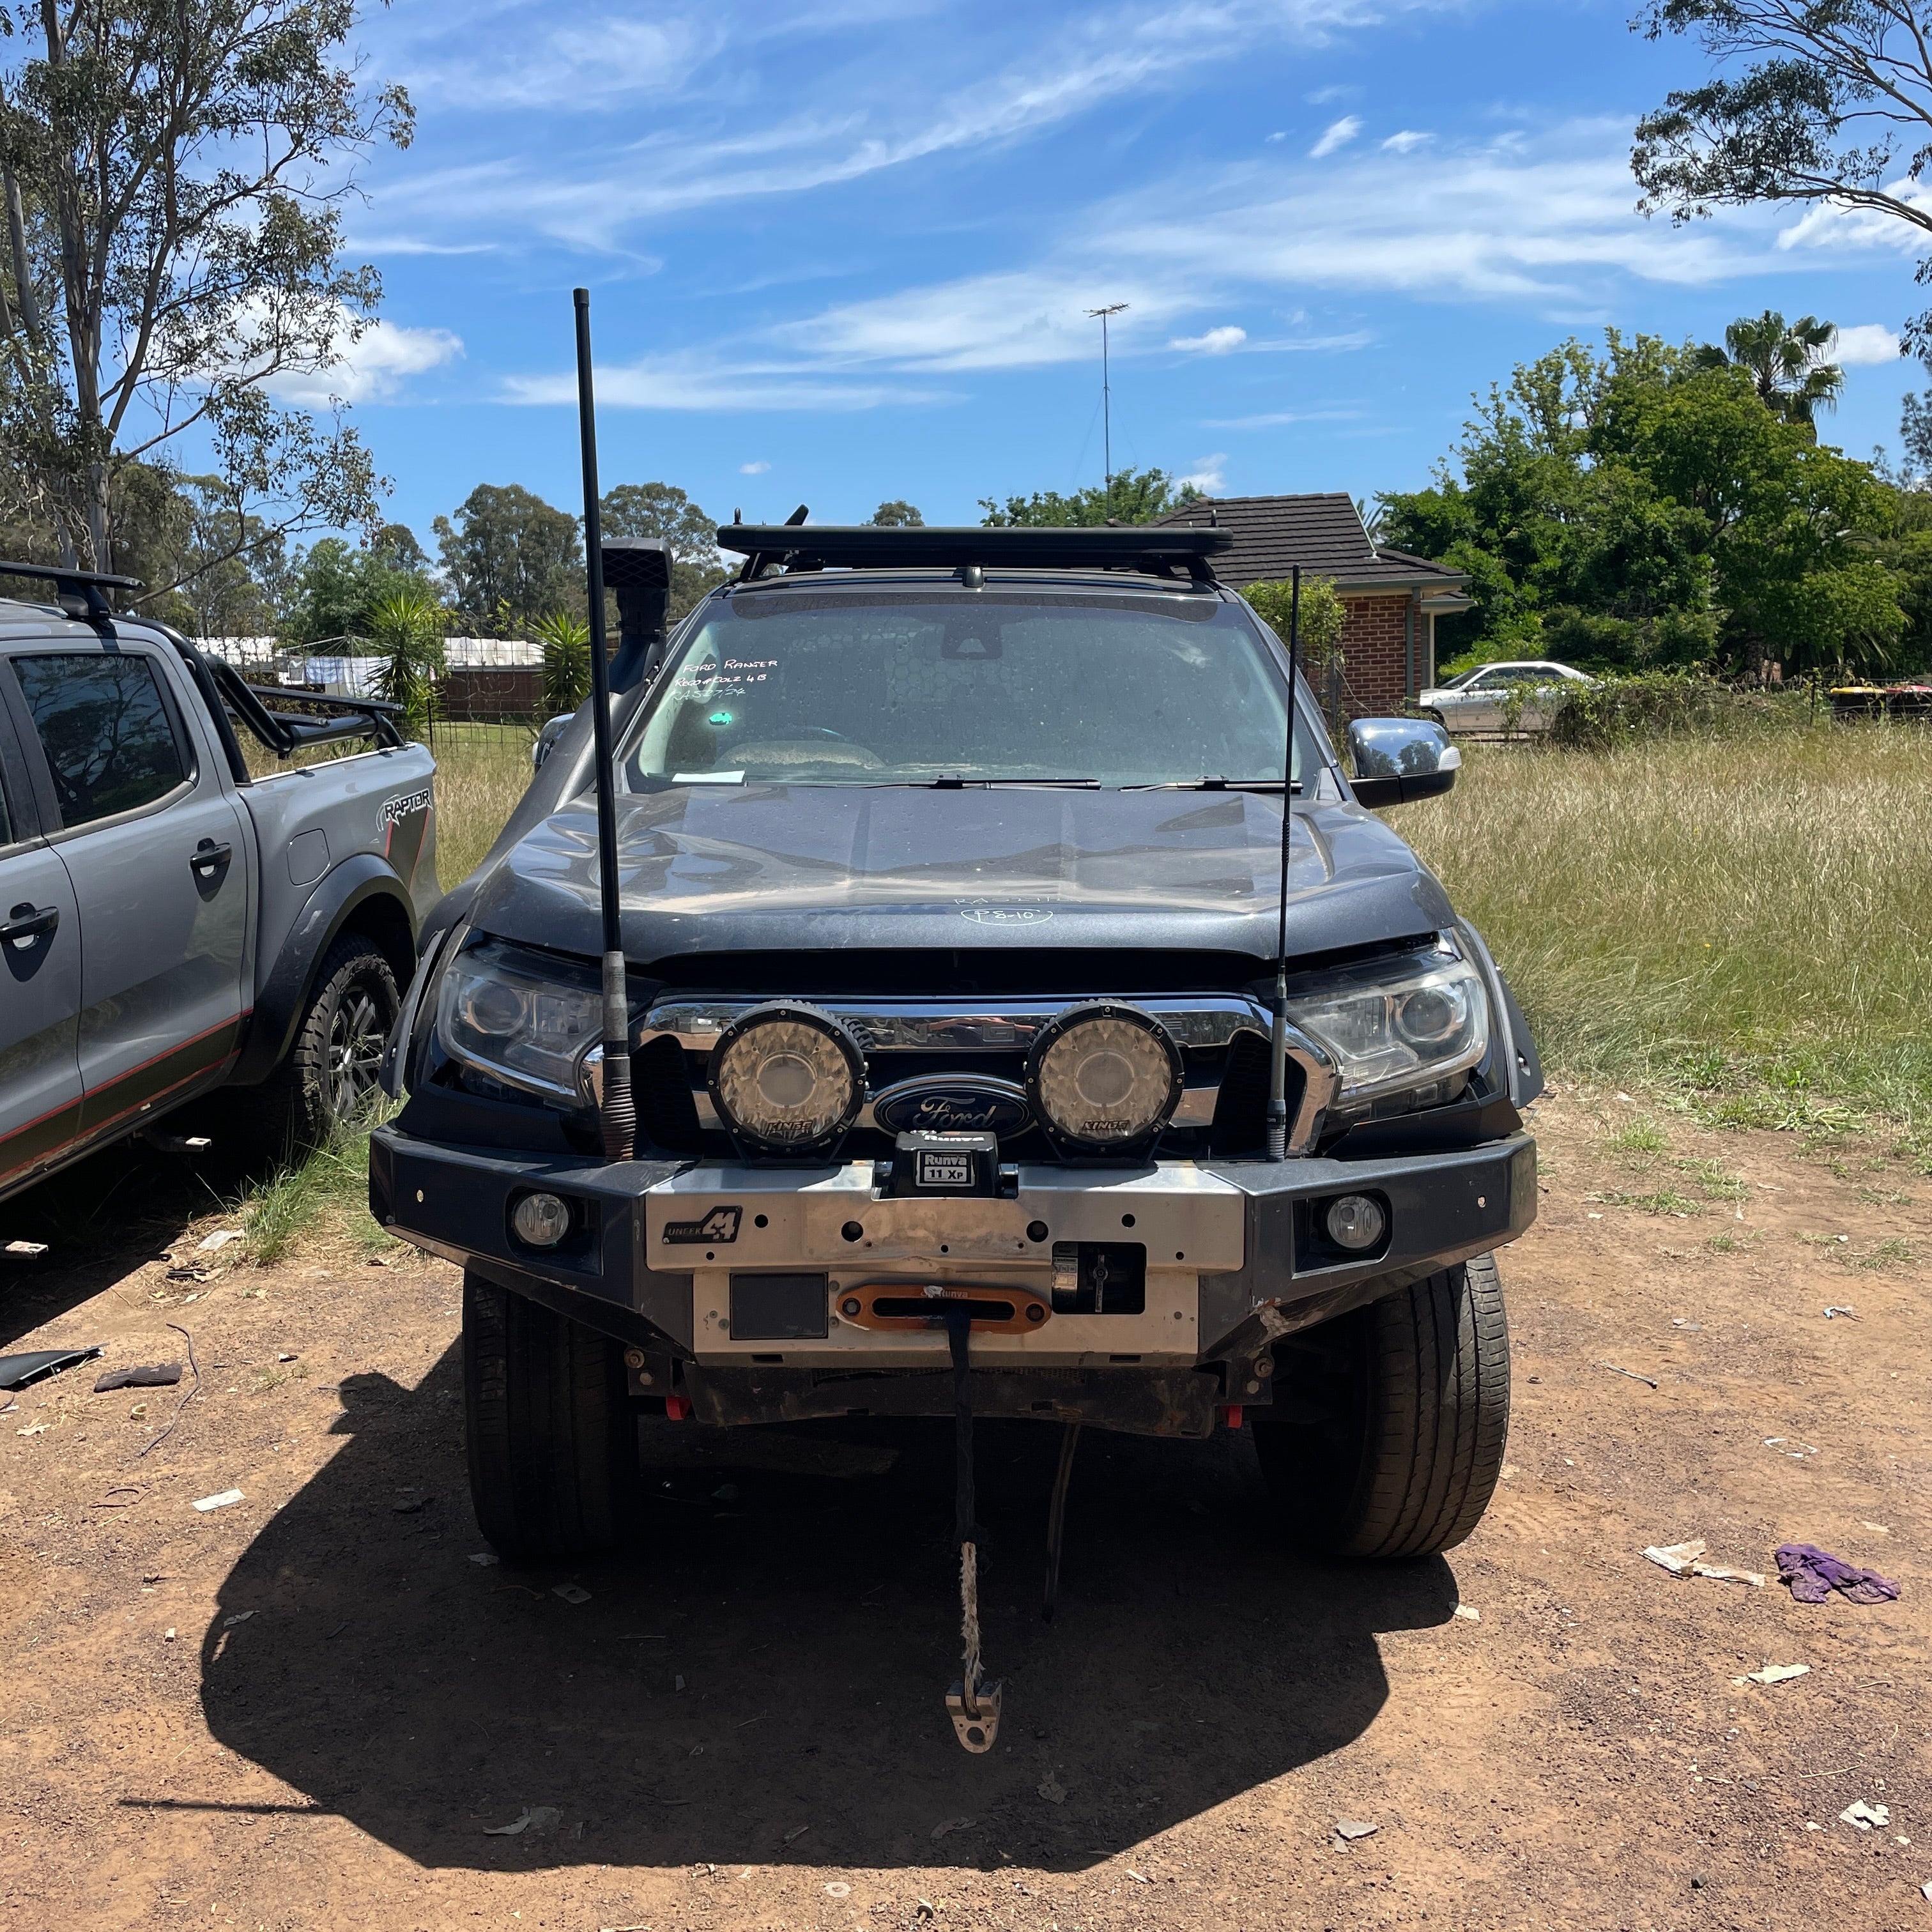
[1084,304,1128,499]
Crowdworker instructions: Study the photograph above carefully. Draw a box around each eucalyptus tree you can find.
[0,0,411,583]
[1632,1,1932,353]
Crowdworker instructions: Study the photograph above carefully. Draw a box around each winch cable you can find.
[1041,1420,1082,1623]
[944,1303,1002,1752]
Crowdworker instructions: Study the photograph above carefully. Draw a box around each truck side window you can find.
[13,652,188,827]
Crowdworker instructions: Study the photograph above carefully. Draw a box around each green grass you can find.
[238,1112,396,1264]
[1392,721,1932,1127]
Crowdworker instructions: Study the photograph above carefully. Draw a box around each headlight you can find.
[1283,940,1488,1107]
[708,1003,864,1155]
[1026,1002,1183,1153]
[436,939,604,1101]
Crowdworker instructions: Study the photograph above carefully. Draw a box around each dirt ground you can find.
[0,1092,1926,1932]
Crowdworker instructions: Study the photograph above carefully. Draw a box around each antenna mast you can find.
[1084,303,1128,500]
[572,288,636,1162]
[1265,565,1301,1162]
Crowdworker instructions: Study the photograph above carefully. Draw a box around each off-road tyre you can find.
[463,1270,638,1563]
[233,934,399,1159]
[1252,1254,1510,1558]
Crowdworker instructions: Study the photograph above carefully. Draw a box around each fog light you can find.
[1325,1193,1386,1252]
[512,1192,571,1248]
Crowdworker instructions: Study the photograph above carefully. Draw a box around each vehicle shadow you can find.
[195,1342,1458,1874]
[0,1135,255,1349]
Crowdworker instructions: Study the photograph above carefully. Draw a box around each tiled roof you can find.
[1151,493,1466,592]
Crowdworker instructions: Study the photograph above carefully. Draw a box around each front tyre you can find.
[237,934,399,1158]
[463,1270,638,1563]
[1253,1255,1510,1558]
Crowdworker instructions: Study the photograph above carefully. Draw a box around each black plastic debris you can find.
[0,1346,102,1392]
[93,1363,184,1393]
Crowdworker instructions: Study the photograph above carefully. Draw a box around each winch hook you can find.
[943,1302,1002,1752]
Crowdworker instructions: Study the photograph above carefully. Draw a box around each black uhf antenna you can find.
[1265,564,1301,1162]
[572,288,636,1162]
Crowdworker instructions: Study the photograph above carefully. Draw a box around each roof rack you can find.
[0,558,143,618]
[716,523,1234,584]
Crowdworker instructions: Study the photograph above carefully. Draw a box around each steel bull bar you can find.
[370,1126,1537,1431]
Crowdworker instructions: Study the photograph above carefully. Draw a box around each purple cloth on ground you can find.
[1774,1542,1900,1605]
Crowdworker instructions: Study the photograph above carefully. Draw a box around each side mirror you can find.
[531,712,574,770]
[1346,717,1462,809]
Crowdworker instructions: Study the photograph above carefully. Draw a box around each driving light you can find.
[1283,940,1488,1107]
[511,1192,571,1248]
[436,939,605,1101]
[1324,1193,1386,1252]
[708,1003,864,1155]
[1026,1003,1183,1153]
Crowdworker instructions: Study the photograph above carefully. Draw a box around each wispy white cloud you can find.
[399,12,727,110]
[1204,406,1365,427]
[1266,130,1287,142]
[739,458,772,473]
[1305,83,1358,103]
[1177,452,1227,490]
[1170,325,1248,353]
[502,353,951,411]
[1835,322,1902,365]
[1310,115,1362,158]
[774,272,1193,372]
[371,0,1466,249]
[1776,178,1932,252]
[263,317,464,406]
[1381,128,1432,152]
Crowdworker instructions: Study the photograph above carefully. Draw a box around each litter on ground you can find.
[1336,1820,1379,1841]
[0,1346,103,1392]
[93,1363,183,1392]
[1453,1604,1481,1621]
[482,1806,562,1837]
[1823,1305,1858,1319]
[468,1551,499,1567]
[1597,1362,1659,1388]
[1775,1544,1900,1605]
[1733,1662,1809,1686]
[192,1489,244,1512]
[195,1229,244,1254]
[553,1583,591,1604]
[1643,1540,1766,1586]
[1839,1802,1890,1831]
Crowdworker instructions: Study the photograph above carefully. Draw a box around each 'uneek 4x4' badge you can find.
[662,1206,742,1245]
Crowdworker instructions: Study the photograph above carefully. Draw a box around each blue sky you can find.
[307,0,1932,544]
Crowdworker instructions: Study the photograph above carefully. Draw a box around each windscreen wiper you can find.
[1122,778,1303,792]
[871,776,1101,790]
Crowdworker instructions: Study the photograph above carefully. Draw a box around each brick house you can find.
[1153,493,1471,715]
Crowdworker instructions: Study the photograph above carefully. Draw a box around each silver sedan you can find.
[1420,660,1594,735]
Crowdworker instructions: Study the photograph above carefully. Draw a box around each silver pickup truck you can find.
[372,525,1540,1589]
[0,562,438,1202]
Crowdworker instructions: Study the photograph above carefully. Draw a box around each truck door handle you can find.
[190,838,233,875]
[2,901,59,947]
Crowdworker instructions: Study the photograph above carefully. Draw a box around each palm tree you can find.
[366,587,447,741]
[531,610,591,717]
[1694,312,1844,427]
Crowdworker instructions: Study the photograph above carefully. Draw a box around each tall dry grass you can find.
[419,717,1932,1121]
[1393,723,1932,1121]
[430,723,539,886]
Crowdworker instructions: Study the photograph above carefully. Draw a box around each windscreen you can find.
[622,590,1311,788]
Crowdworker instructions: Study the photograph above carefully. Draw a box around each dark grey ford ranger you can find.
[372,525,1539,1569]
